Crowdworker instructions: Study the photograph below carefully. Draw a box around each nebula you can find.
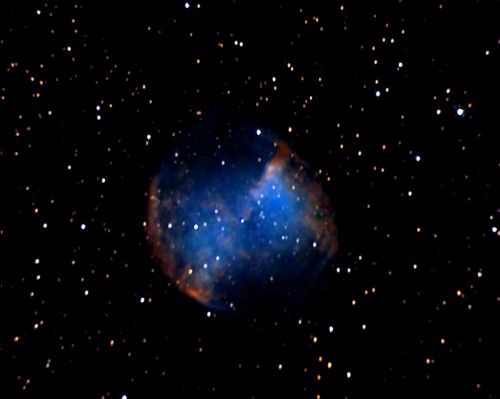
[148,114,337,321]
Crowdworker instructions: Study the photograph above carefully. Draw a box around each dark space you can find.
[0,1,498,398]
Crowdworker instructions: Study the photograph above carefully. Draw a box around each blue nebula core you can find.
[148,117,337,320]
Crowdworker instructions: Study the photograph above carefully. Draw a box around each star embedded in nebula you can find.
[148,111,338,323]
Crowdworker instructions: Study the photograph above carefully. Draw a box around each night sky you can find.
[1,1,499,398]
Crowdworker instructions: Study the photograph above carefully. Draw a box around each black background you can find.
[1,1,499,398]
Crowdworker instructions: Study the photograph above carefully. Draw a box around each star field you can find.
[0,1,499,398]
